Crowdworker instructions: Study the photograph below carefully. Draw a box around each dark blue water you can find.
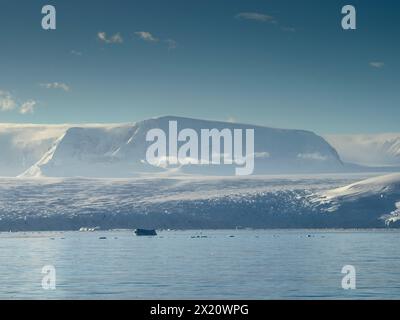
[0,229,399,299]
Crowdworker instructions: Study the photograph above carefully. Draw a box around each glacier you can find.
[0,173,399,231]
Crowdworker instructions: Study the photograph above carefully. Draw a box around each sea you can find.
[0,229,399,299]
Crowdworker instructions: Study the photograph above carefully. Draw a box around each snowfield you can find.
[0,173,399,231]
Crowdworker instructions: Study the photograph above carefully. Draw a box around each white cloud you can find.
[0,91,17,111]
[135,31,158,42]
[97,32,123,44]
[0,90,38,115]
[19,100,37,114]
[40,82,70,92]
[369,61,385,68]
[235,12,276,23]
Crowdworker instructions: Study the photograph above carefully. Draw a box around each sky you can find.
[0,0,399,134]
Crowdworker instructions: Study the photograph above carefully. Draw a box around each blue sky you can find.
[0,0,399,134]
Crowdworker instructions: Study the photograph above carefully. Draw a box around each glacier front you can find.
[0,173,399,231]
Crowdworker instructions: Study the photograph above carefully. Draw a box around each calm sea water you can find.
[0,229,399,299]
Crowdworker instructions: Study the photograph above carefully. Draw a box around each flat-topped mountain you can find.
[7,116,344,177]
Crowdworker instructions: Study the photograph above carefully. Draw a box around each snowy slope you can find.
[0,123,141,177]
[322,173,400,200]
[325,134,400,167]
[20,124,162,177]
[20,116,344,177]
[316,173,400,226]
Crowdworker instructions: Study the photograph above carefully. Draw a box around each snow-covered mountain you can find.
[13,116,344,177]
[2,118,400,230]
[325,134,400,167]
[3,118,400,178]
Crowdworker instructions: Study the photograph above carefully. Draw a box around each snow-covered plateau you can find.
[1,116,347,177]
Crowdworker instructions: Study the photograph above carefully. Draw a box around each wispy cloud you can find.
[135,31,159,42]
[165,38,177,50]
[282,26,296,32]
[235,12,277,24]
[70,50,82,56]
[236,12,296,33]
[19,100,37,114]
[135,32,177,50]
[0,90,17,111]
[0,90,37,115]
[96,30,176,50]
[97,32,123,44]
[369,61,385,68]
[297,153,328,161]
[40,82,70,92]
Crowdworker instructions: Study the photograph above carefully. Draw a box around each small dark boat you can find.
[135,229,157,236]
